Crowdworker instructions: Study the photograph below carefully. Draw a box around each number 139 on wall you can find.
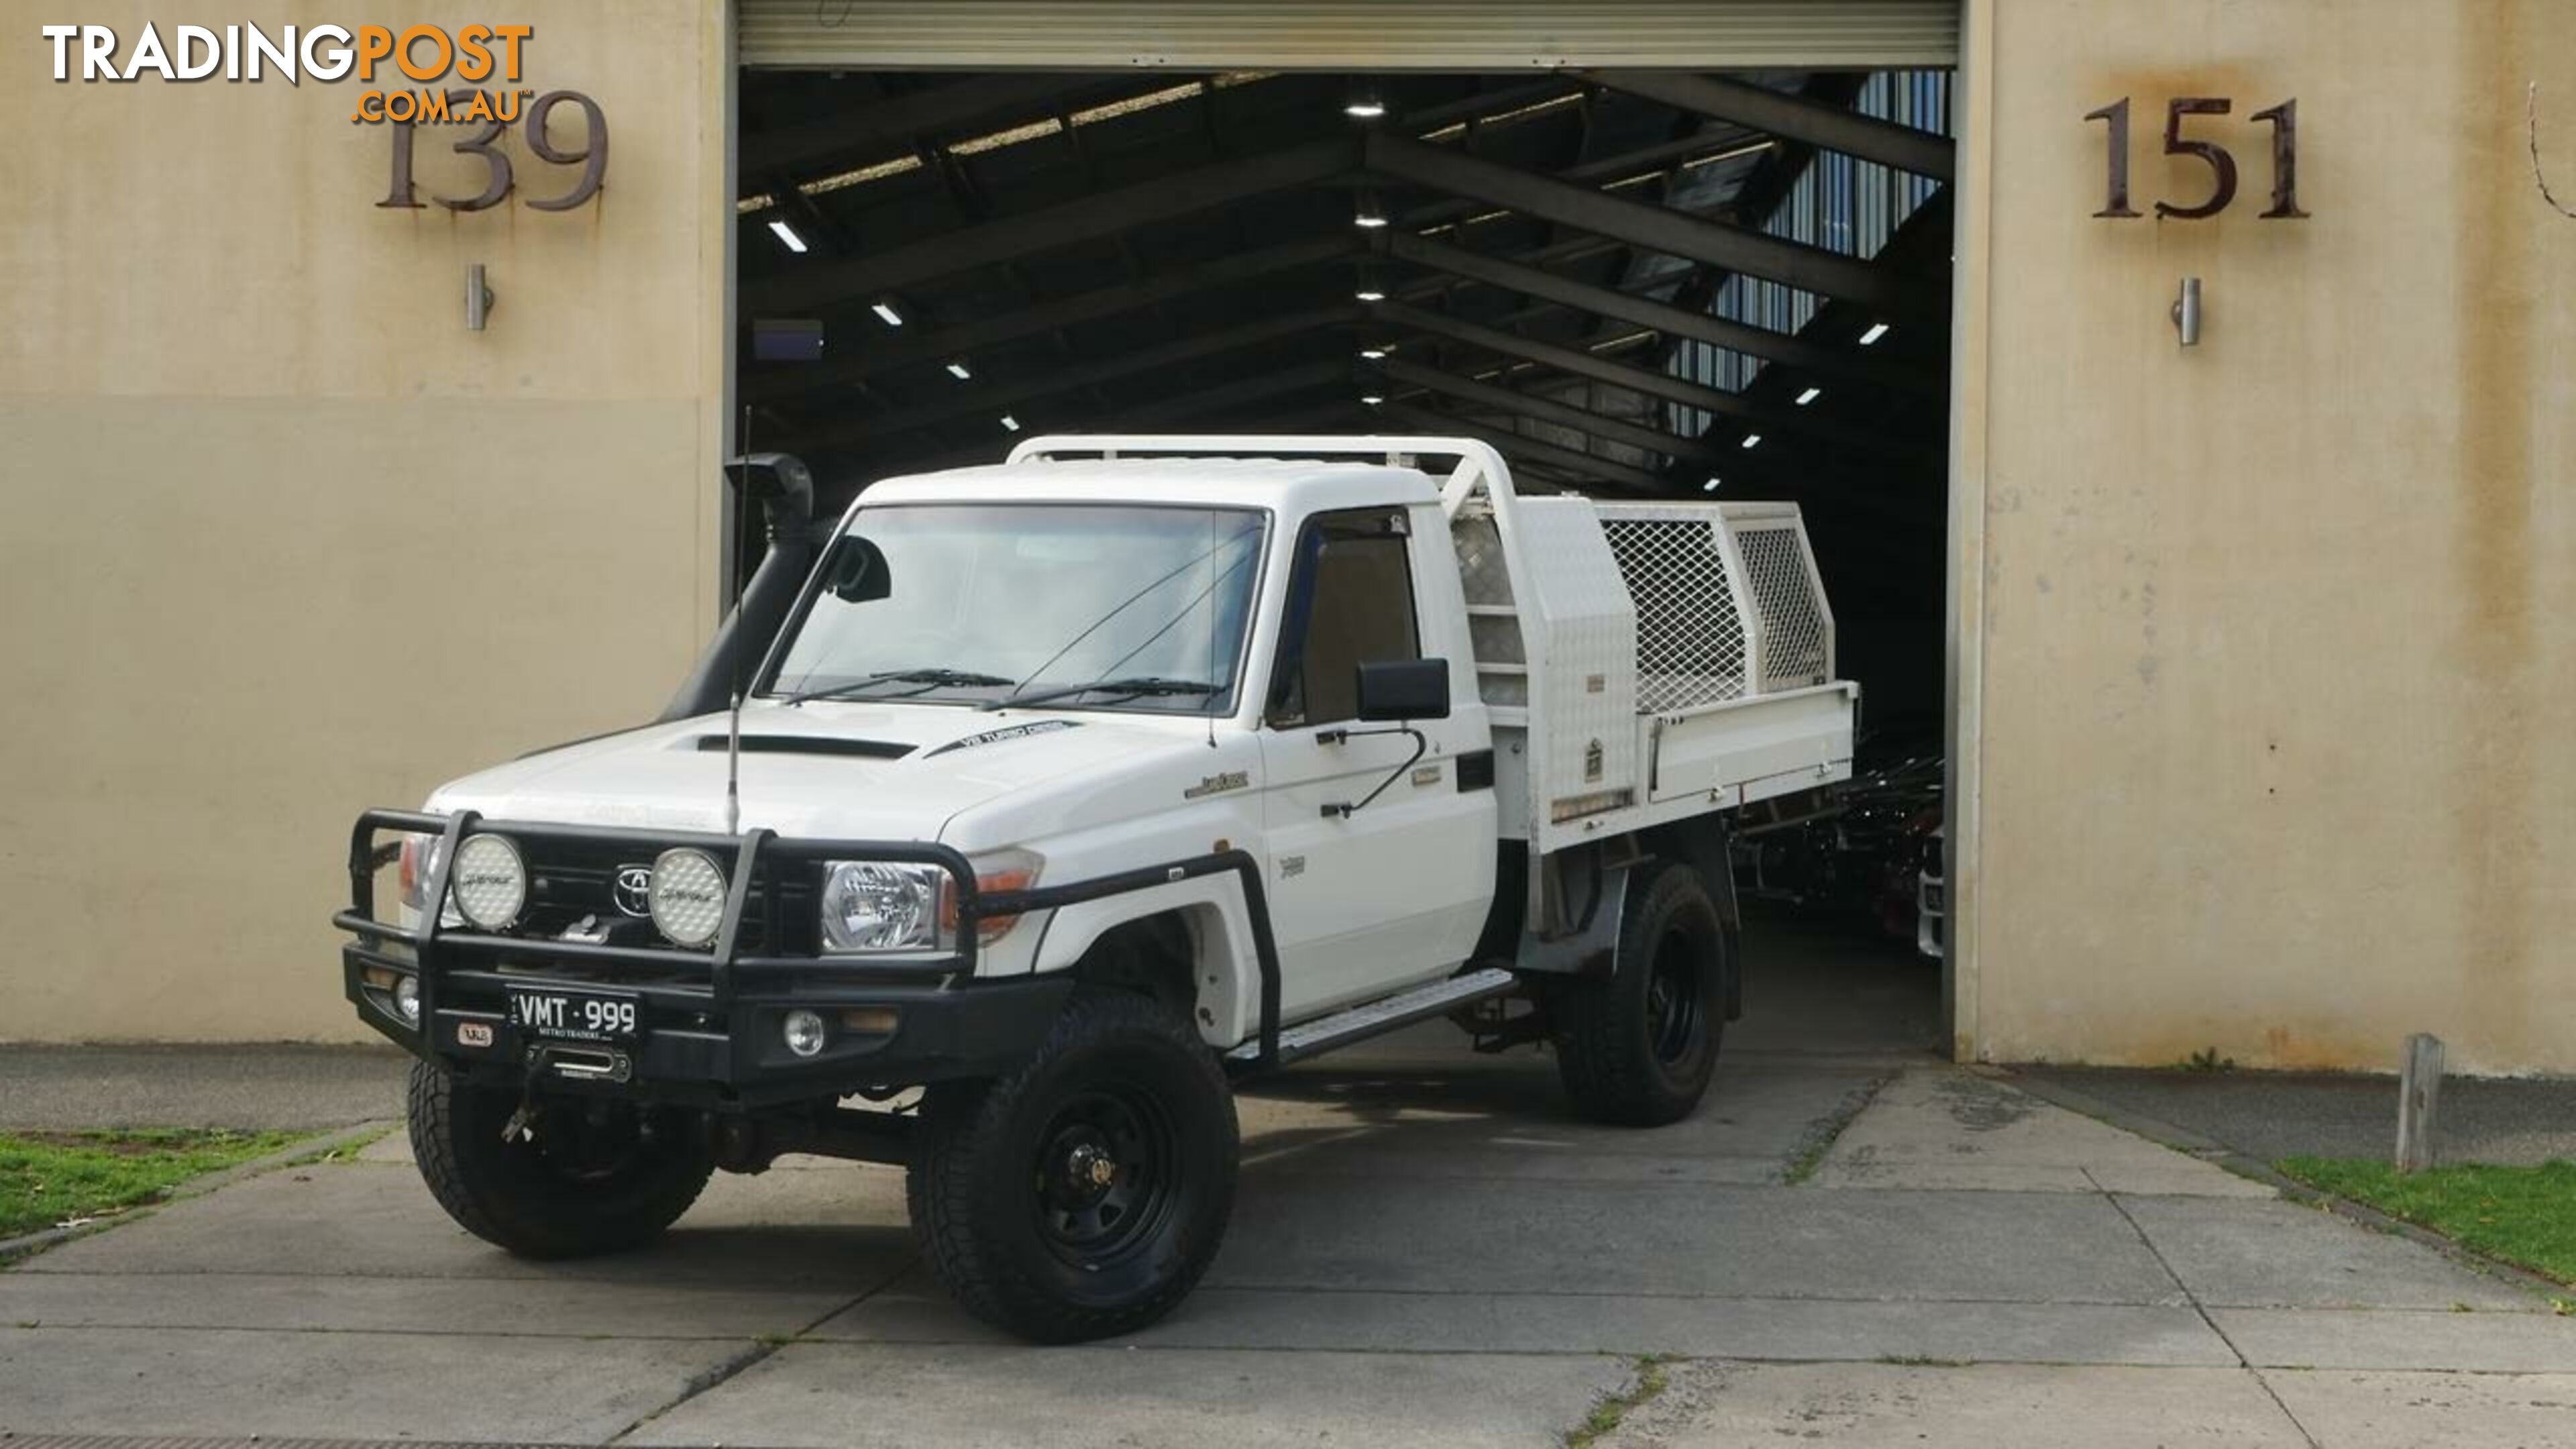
[2084,97,2307,220]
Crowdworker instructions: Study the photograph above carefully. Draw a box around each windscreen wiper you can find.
[780,667,1014,707]
[982,676,1220,711]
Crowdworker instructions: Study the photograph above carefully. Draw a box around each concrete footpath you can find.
[3,924,2569,1445]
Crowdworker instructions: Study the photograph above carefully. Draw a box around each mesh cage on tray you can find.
[1599,517,1751,711]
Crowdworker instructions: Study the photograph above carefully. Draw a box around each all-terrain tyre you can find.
[407,1060,713,1259]
[908,988,1239,1343]
[1549,862,1727,1126]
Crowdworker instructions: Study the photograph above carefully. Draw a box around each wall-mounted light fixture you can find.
[465,264,494,331]
[2171,276,2202,347]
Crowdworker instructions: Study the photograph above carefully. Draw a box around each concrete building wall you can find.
[0,2,729,1040]
[1958,0,2576,1072]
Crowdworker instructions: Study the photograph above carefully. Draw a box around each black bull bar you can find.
[336,808,1283,1103]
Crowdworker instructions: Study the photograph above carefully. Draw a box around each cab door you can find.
[1258,505,1497,1020]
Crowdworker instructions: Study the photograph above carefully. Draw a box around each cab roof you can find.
[855,455,1440,517]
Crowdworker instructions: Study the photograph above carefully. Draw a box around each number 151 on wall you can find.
[2085,97,2307,220]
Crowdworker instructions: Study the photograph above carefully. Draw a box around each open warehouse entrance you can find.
[727,7,1960,1053]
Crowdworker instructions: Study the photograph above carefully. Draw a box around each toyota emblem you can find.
[612,865,653,918]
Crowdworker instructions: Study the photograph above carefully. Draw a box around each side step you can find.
[1228,967,1519,1070]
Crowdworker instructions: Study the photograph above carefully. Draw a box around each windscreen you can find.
[765,503,1267,714]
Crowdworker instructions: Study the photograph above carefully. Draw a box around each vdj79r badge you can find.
[455,1021,494,1049]
[612,865,653,917]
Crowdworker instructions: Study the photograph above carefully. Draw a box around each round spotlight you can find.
[393,975,421,1023]
[449,834,527,931]
[650,847,728,949]
[782,1008,828,1059]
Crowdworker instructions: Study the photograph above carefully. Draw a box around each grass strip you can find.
[2275,1156,2576,1287]
[0,1128,306,1238]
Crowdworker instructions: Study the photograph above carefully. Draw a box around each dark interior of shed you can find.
[731,68,1952,739]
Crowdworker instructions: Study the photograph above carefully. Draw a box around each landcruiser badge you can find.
[1183,769,1248,799]
[612,865,653,917]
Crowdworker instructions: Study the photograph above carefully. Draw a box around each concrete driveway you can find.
[4,920,2569,1446]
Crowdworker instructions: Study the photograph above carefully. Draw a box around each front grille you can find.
[484,841,820,957]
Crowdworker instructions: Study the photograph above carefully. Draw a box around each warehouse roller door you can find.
[737,0,1959,72]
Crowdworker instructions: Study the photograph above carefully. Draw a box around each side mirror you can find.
[1356,657,1450,722]
[826,537,892,602]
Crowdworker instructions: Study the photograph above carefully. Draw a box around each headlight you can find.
[818,849,1044,954]
[820,861,944,953]
[449,834,527,931]
[651,847,728,949]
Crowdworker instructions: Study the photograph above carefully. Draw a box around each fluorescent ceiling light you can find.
[1702,478,1721,492]
[1360,394,1385,405]
[1796,386,1821,406]
[1354,288,1386,302]
[998,414,1020,431]
[1358,347,1387,360]
[1859,322,1890,345]
[946,362,972,380]
[1740,434,1762,449]
[1354,211,1387,229]
[765,219,808,254]
[871,302,904,327]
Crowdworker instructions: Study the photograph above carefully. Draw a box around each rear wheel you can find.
[1549,862,1726,1126]
[908,989,1238,1343]
[406,1061,712,1258]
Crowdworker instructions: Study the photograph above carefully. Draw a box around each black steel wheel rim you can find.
[1032,1085,1178,1269]
[1645,929,1707,1066]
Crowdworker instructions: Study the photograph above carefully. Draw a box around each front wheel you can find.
[908,989,1238,1343]
[1548,862,1727,1126]
[406,1061,712,1258]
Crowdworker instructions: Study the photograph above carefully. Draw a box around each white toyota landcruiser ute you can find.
[338,435,1856,1341]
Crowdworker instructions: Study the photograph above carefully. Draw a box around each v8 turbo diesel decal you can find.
[920,719,1081,758]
